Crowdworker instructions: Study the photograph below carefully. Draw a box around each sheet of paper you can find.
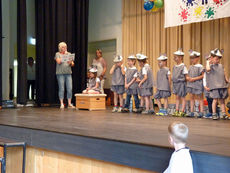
[61,54,75,62]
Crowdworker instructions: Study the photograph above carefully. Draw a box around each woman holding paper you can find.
[55,42,75,109]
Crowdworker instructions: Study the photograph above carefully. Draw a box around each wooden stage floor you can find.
[0,107,230,157]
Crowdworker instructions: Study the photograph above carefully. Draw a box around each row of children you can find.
[84,48,229,120]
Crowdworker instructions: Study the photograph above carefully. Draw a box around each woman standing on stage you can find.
[55,42,75,109]
[92,49,107,93]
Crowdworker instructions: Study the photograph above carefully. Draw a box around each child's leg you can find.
[176,95,180,111]
[149,96,153,110]
[133,94,140,109]
[163,98,168,109]
[144,96,150,111]
[119,94,124,107]
[212,98,219,120]
[114,92,118,107]
[172,95,180,116]
[212,99,218,114]
[198,94,204,113]
[181,97,186,112]
[163,98,169,115]
[124,94,131,108]
[156,99,162,110]
[207,97,213,113]
[219,99,226,113]
[140,96,144,107]
[190,94,195,112]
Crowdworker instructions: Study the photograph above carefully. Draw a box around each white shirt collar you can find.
[128,66,137,69]
[193,64,203,67]
[175,63,184,67]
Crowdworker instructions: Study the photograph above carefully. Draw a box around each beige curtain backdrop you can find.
[122,0,230,103]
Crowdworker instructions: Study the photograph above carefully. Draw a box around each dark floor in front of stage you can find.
[0,107,229,157]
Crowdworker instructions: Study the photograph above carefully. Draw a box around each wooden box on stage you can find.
[75,94,107,111]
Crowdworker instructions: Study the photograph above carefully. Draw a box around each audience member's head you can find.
[168,121,189,145]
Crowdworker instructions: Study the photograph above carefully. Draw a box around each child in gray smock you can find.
[82,67,101,94]
[206,48,229,120]
[136,54,155,114]
[203,53,216,118]
[110,55,126,113]
[154,54,171,116]
[122,55,140,113]
[186,51,204,118]
[172,49,188,117]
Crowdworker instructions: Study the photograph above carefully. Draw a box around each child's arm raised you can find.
[203,73,210,91]
[109,64,116,74]
[121,65,126,75]
[206,60,211,72]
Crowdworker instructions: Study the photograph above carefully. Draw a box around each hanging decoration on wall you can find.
[164,0,230,28]
[143,0,164,12]
[151,5,159,12]
[154,0,164,8]
[144,0,154,11]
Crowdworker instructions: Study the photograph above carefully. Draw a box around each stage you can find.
[0,107,230,172]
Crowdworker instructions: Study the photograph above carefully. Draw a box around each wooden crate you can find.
[75,94,107,111]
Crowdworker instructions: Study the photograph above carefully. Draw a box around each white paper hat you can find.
[137,54,147,60]
[189,50,200,57]
[174,48,184,56]
[136,53,142,59]
[210,48,218,56]
[157,54,168,60]
[128,55,136,59]
[214,49,223,57]
[89,68,97,73]
[113,55,123,62]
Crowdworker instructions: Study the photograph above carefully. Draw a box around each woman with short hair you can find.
[55,42,75,108]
